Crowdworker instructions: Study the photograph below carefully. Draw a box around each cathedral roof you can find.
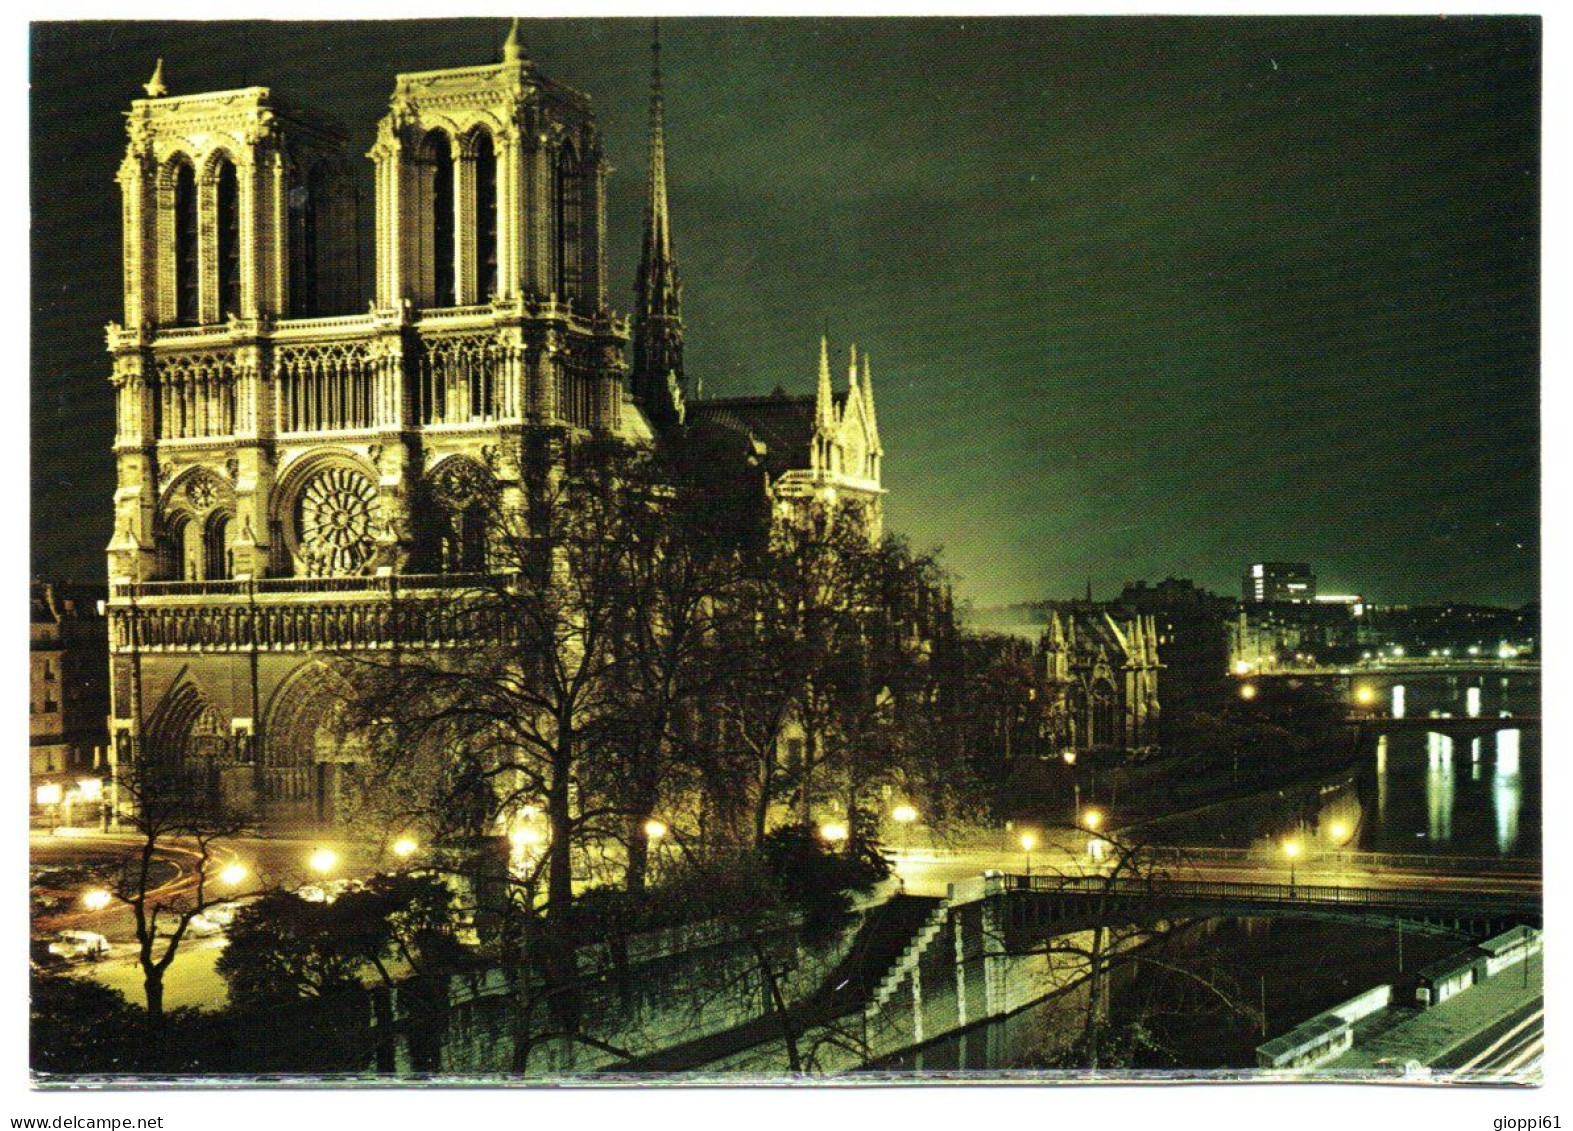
[688,391,852,479]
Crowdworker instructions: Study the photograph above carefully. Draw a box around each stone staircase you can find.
[866,898,950,1015]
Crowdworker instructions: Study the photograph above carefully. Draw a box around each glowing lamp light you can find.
[644,819,668,841]
[1061,750,1077,765]
[392,837,419,859]
[1355,686,1375,706]
[220,863,248,886]
[1240,683,1258,701]
[1282,840,1302,860]
[81,888,112,911]
[1234,661,1252,676]
[1081,808,1104,832]
[510,827,543,849]
[1018,831,1038,852]
[76,778,103,802]
[308,848,339,875]
[892,804,918,825]
[819,821,849,844]
[1328,822,1349,841]
[35,783,62,806]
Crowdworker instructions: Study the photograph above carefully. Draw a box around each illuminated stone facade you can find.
[1038,607,1161,759]
[104,26,885,828]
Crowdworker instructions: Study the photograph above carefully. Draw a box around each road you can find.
[888,844,1541,900]
[33,828,1539,1015]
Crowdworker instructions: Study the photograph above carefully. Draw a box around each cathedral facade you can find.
[103,24,884,827]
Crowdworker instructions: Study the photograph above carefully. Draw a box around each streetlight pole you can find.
[1283,839,1301,895]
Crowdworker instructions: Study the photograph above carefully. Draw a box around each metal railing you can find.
[988,872,1539,915]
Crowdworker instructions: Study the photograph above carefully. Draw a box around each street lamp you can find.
[1327,821,1349,844]
[1080,807,1104,833]
[1354,685,1375,707]
[81,888,112,911]
[644,818,668,841]
[392,837,419,860]
[308,848,339,875]
[819,821,849,846]
[1240,683,1258,701]
[1282,839,1302,891]
[891,804,917,856]
[220,863,248,886]
[1019,830,1037,877]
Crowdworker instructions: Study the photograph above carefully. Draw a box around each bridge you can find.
[1348,714,1540,737]
[1259,661,1539,680]
[985,872,1540,942]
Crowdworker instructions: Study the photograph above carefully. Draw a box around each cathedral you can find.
[1037,606,1162,760]
[102,23,885,826]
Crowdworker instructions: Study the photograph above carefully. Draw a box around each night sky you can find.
[30,17,1539,608]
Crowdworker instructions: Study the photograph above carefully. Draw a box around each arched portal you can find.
[263,663,370,826]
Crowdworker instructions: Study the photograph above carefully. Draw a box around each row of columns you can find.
[371,120,608,315]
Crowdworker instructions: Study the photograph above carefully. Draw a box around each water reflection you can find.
[1375,735,1388,820]
[1426,731,1454,843]
[1392,684,1406,719]
[1467,686,1482,718]
[1495,729,1522,854]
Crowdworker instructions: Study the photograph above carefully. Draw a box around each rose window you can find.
[185,474,218,511]
[296,467,378,576]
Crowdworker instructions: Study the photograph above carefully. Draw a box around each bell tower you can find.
[366,19,626,434]
[109,61,358,586]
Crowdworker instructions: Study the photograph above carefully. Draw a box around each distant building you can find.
[1037,605,1161,759]
[1114,577,1232,707]
[1243,562,1316,604]
[31,582,110,822]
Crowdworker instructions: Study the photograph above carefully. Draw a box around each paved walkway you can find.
[1327,953,1542,1077]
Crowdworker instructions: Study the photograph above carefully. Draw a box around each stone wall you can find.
[382,907,866,1077]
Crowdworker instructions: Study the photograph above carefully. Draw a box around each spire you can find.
[815,335,835,431]
[862,354,882,452]
[631,18,686,429]
[848,344,859,393]
[143,58,167,98]
[502,18,523,64]
[647,19,671,261]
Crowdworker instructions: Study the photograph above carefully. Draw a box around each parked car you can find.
[200,903,238,927]
[184,912,225,938]
[47,930,109,962]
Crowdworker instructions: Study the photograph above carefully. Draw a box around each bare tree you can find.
[991,828,1260,1071]
[108,756,250,1027]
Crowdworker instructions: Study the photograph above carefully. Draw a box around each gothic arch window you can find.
[215,157,241,318]
[171,158,199,325]
[203,511,233,581]
[1091,681,1117,748]
[288,161,328,317]
[553,143,584,304]
[415,130,456,308]
[426,457,494,573]
[472,131,499,301]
